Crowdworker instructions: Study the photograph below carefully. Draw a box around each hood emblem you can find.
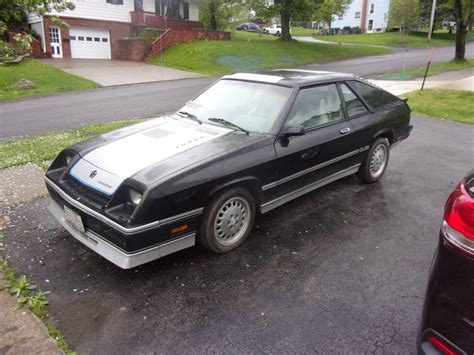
[89,170,97,179]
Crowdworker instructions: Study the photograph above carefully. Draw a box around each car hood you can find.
[69,116,267,195]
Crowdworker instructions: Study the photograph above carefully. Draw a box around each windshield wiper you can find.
[177,111,202,124]
[208,118,249,135]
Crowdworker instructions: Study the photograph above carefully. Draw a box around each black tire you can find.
[198,187,256,254]
[357,137,390,184]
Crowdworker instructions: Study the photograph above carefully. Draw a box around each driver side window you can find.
[286,84,343,129]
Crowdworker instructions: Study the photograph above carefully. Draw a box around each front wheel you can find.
[358,138,390,183]
[198,187,256,253]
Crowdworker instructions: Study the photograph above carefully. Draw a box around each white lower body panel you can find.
[49,199,195,269]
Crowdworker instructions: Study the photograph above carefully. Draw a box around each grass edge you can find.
[0,252,75,354]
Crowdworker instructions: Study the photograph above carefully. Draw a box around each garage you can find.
[69,28,111,59]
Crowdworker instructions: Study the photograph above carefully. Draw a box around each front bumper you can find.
[49,199,195,269]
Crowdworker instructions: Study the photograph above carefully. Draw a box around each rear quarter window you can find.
[348,80,401,111]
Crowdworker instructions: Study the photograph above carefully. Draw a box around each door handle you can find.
[340,127,351,134]
[301,148,319,160]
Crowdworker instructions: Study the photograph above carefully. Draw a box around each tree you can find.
[388,0,421,34]
[453,0,472,60]
[0,0,75,27]
[253,0,350,41]
[0,0,74,59]
[200,0,248,30]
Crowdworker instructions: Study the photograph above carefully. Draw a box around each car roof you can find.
[222,69,358,88]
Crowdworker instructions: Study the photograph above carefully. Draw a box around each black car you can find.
[45,70,412,268]
[418,170,474,354]
[235,22,259,32]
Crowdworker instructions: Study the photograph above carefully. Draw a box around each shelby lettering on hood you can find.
[69,117,230,195]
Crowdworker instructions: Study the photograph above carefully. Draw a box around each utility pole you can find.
[427,0,437,42]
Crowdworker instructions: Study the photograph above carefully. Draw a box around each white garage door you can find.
[70,28,111,59]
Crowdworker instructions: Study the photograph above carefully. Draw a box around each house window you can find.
[106,0,123,4]
[183,2,189,20]
[368,19,374,31]
[355,11,361,18]
[338,15,343,20]
[369,3,375,13]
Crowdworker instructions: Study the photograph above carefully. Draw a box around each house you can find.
[27,0,203,60]
[331,0,390,33]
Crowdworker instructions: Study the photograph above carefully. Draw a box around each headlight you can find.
[129,189,142,205]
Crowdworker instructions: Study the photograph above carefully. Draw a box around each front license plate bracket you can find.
[64,205,85,233]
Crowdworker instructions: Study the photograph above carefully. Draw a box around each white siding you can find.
[331,0,389,31]
[27,14,42,24]
[365,1,389,32]
[189,1,199,21]
[143,0,156,12]
[331,0,363,29]
[30,20,46,52]
[47,0,135,23]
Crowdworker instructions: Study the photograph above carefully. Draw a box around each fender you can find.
[373,128,395,145]
[207,176,264,207]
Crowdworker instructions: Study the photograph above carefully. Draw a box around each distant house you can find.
[331,0,390,33]
[28,0,202,60]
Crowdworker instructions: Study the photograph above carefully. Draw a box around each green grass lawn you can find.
[322,31,466,48]
[150,31,390,75]
[0,58,100,101]
[405,89,474,124]
[377,59,474,80]
[0,119,144,169]
[291,27,317,36]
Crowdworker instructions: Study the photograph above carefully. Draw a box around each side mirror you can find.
[281,125,305,138]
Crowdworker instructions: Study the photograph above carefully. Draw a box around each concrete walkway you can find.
[294,36,392,49]
[369,68,474,95]
[0,274,62,355]
[0,164,61,354]
[40,59,205,87]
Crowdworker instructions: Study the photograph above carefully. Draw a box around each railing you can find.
[130,11,200,29]
[148,28,230,58]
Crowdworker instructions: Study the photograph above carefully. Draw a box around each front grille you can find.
[62,175,111,208]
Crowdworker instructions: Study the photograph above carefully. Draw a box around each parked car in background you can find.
[418,170,474,354]
[235,22,259,32]
[264,24,292,36]
[45,70,412,269]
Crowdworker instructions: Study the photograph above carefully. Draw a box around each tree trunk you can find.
[454,0,466,60]
[209,0,217,31]
[280,0,292,41]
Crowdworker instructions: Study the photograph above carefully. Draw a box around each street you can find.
[3,116,473,353]
[1,43,473,140]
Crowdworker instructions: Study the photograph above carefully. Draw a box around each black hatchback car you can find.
[418,170,474,354]
[45,70,412,268]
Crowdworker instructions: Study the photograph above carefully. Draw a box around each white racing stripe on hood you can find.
[69,117,230,195]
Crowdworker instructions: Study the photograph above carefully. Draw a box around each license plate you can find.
[64,205,85,233]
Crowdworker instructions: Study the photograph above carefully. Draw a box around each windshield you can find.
[178,80,292,134]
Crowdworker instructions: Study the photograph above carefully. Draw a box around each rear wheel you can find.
[358,138,390,183]
[198,187,256,253]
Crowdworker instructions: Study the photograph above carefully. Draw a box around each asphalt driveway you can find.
[40,59,205,86]
[2,116,473,353]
